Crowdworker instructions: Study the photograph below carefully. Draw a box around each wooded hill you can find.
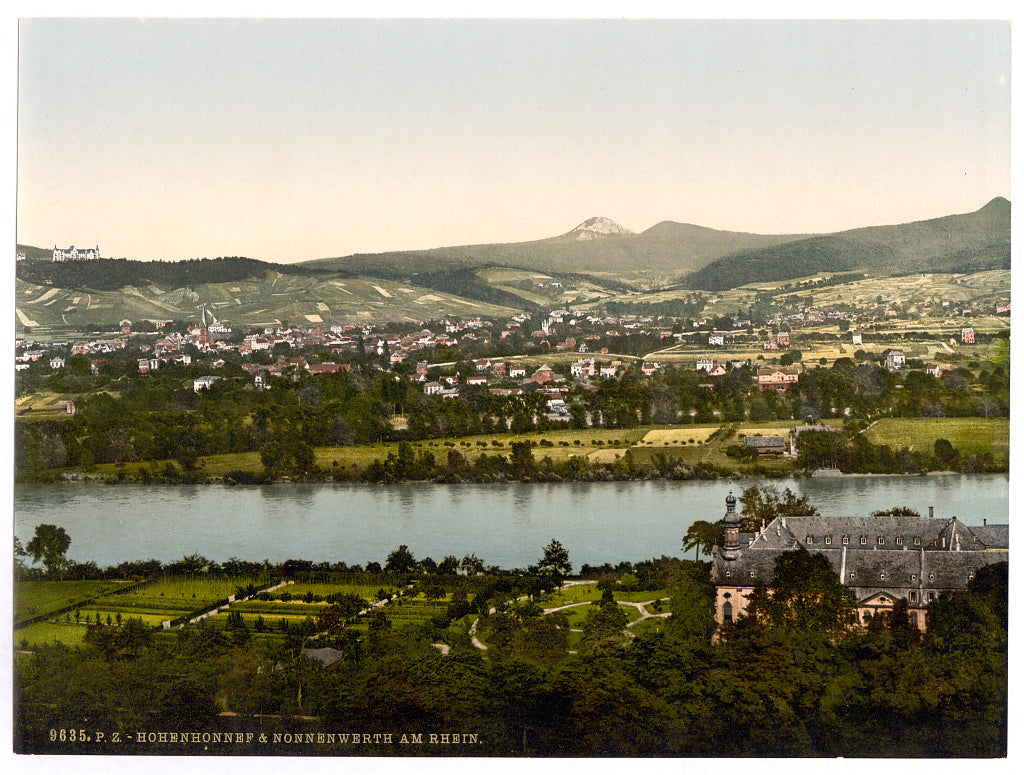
[14,256,330,293]
[683,198,1011,291]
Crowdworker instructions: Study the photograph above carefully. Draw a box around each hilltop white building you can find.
[53,245,100,262]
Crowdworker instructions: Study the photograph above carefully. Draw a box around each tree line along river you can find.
[13,475,1009,571]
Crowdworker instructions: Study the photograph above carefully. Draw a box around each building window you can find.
[806,535,814,544]
[896,536,903,545]
[842,535,849,545]
[914,536,921,546]
[860,536,867,545]
[880,573,885,580]
[928,592,935,602]
[910,591,918,602]
[749,571,755,578]
[878,536,884,545]
[723,601,733,625]
[911,574,917,581]
[849,573,856,580]
[725,571,731,578]
[825,536,832,545]
[929,573,934,581]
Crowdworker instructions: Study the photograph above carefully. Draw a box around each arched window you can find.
[723,601,733,625]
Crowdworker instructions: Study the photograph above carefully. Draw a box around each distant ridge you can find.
[303,216,812,277]
[682,198,1011,291]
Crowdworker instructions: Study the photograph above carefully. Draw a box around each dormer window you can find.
[911,574,917,581]
[749,571,755,578]
[914,536,921,546]
[878,536,884,545]
[880,572,885,580]
[825,536,832,545]
[806,535,814,545]
[849,573,856,580]
[860,536,867,545]
[928,573,934,581]
[896,536,903,546]
[725,570,731,578]
[842,535,849,545]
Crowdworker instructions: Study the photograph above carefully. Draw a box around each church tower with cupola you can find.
[721,491,742,561]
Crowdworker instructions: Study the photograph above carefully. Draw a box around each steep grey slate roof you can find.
[744,436,785,448]
[972,524,1010,549]
[714,512,1009,606]
[920,550,1008,589]
[749,515,1007,552]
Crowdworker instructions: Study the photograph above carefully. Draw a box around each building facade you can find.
[53,245,100,262]
[710,493,1008,633]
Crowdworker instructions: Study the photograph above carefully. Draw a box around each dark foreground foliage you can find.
[14,561,1007,757]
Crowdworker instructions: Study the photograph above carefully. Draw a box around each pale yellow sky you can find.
[16,19,1012,262]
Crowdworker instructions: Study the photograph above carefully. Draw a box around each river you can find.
[13,475,1009,569]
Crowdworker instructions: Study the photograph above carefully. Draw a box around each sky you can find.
[15,18,1012,263]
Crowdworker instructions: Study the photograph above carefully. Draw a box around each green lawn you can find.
[115,576,273,608]
[14,579,138,624]
[613,589,674,604]
[539,583,601,607]
[15,621,89,649]
[629,617,672,637]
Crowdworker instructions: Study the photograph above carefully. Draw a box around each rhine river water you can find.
[14,475,1009,570]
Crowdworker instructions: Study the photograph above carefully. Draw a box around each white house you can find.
[193,376,221,392]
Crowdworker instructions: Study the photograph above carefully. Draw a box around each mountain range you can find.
[15,198,1010,332]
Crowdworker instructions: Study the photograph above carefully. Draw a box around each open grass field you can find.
[264,581,383,601]
[93,426,660,478]
[15,622,89,649]
[232,599,332,615]
[14,579,137,624]
[864,417,1010,459]
[71,609,170,628]
[14,391,74,419]
[639,427,720,445]
[115,576,273,607]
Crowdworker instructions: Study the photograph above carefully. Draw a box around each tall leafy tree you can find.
[738,484,818,532]
[26,524,71,578]
[683,520,722,560]
[384,544,416,574]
